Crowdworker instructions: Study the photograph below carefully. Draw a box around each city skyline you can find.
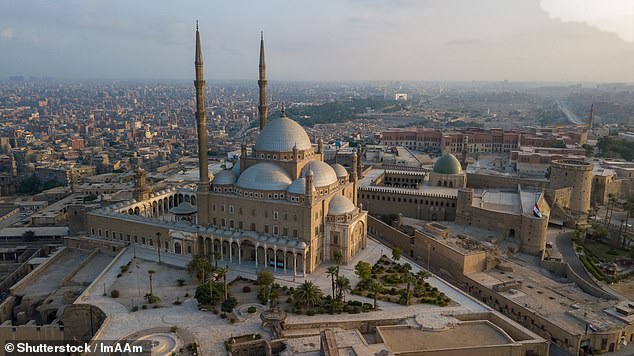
[1,0,633,82]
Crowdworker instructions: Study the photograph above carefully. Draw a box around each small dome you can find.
[288,178,306,194]
[169,201,197,215]
[302,160,338,187]
[213,170,236,185]
[328,195,356,215]
[236,163,292,191]
[254,116,312,152]
[433,153,462,175]
[331,163,348,178]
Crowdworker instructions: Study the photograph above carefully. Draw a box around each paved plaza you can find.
[79,237,488,355]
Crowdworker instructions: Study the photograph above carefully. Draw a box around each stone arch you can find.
[152,201,158,216]
[169,196,174,209]
[222,240,230,259]
[266,247,275,268]
[197,236,204,255]
[296,253,304,274]
[213,239,222,256]
[174,242,182,255]
[240,240,256,263]
[191,196,197,206]
[256,246,266,265]
[184,195,191,203]
[231,241,239,260]
[128,208,133,214]
[134,206,140,215]
[286,251,294,271]
[205,238,212,255]
[275,249,285,269]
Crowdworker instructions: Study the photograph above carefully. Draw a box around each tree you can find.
[187,255,212,283]
[333,249,344,266]
[336,276,351,302]
[326,266,338,299]
[354,261,372,281]
[217,266,229,301]
[256,269,275,304]
[592,224,608,240]
[195,282,222,306]
[155,232,162,264]
[571,228,586,244]
[293,281,323,309]
[368,279,382,310]
[148,270,156,296]
[415,270,431,281]
[404,272,416,305]
[391,247,402,262]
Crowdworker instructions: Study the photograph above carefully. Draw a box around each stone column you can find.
[255,244,258,268]
[293,250,297,276]
[264,245,268,268]
[283,248,287,273]
[302,252,306,275]
[229,240,233,263]
[238,243,241,265]
[274,249,278,271]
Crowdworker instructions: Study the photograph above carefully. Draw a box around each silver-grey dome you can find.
[328,195,356,215]
[302,160,338,187]
[236,163,292,191]
[170,201,198,215]
[331,163,348,178]
[288,178,306,194]
[254,116,312,152]
[213,170,236,185]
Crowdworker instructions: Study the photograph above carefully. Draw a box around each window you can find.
[273,226,279,235]
[98,229,102,237]
[239,221,243,229]
[251,223,256,231]
[273,211,279,220]
[283,227,288,236]
[293,230,298,238]
[221,218,226,227]
[229,205,234,214]
[264,225,269,234]
[230,220,234,228]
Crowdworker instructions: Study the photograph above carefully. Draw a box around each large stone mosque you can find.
[86,28,367,275]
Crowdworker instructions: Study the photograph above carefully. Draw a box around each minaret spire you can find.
[194,23,209,191]
[258,31,268,131]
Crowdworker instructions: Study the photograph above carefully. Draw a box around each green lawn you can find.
[583,240,628,263]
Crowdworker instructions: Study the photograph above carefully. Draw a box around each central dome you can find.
[254,116,312,152]
[236,163,292,190]
[433,153,462,175]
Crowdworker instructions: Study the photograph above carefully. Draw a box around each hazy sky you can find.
[1,0,633,82]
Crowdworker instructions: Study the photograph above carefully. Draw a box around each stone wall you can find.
[466,173,548,190]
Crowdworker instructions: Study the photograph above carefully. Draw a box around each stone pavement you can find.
[81,237,488,355]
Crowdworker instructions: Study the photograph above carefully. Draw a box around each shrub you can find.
[247,306,257,313]
[131,306,139,312]
[177,279,186,287]
[120,265,129,273]
[117,273,122,278]
[220,313,227,319]
[170,326,178,333]
[307,310,316,316]
[221,296,238,313]
[146,294,160,304]
[173,300,182,305]
[242,286,252,293]
[142,305,147,310]
[184,293,190,298]
[110,290,120,298]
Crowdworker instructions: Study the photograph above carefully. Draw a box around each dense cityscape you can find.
[1,2,634,356]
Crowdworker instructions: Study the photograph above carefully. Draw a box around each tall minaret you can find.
[588,103,595,131]
[194,22,209,189]
[258,32,268,131]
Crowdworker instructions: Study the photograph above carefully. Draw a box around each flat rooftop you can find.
[378,321,513,352]
[468,260,624,334]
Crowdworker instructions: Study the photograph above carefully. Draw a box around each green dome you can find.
[433,153,462,174]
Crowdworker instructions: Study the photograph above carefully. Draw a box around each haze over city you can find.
[1,0,633,81]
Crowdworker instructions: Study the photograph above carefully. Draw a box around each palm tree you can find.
[416,270,431,281]
[293,281,323,310]
[367,279,382,310]
[404,272,415,305]
[217,266,229,301]
[335,276,351,302]
[326,266,338,299]
[187,255,211,283]
[606,193,616,226]
[392,247,402,262]
[333,249,344,266]
[148,270,156,296]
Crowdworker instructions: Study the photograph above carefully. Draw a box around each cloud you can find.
[1,27,15,40]
[540,0,634,42]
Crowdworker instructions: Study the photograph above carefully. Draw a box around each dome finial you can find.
[280,104,286,117]
[196,20,199,31]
